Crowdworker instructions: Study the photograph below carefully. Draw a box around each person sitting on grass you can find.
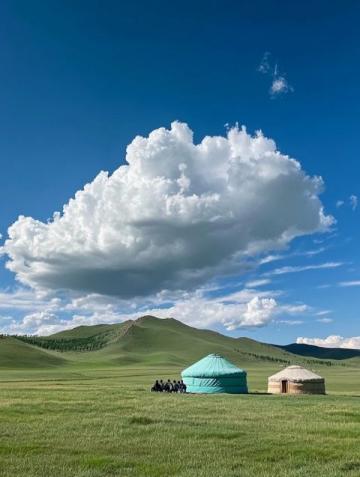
[151,380,162,392]
[173,380,179,393]
[180,380,187,393]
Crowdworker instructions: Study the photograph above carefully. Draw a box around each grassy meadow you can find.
[0,363,359,477]
[0,318,359,476]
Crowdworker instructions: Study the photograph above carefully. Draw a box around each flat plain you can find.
[0,363,359,477]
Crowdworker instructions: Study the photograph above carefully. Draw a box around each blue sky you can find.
[0,0,359,347]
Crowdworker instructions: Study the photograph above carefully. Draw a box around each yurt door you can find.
[281,380,288,393]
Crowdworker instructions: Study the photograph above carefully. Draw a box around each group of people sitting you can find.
[151,379,187,393]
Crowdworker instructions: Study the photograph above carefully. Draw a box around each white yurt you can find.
[268,365,325,395]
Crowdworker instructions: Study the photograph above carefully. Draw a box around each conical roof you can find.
[182,354,246,378]
[268,365,324,383]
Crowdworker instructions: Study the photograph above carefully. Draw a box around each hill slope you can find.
[44,315,302,366]
[0,336,66,368]
[2,315,354,370]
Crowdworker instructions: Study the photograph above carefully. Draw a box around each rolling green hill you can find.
[49,323,122,339]
[3,315,358,370]
[0,336,66,368]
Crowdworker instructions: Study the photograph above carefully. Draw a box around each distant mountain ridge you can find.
[1,315,359,369]
[275,342,360,360]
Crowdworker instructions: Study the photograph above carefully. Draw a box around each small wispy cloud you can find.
[301,247,326,257]
[338,280,360,287]
[315,310,333,323]
[313,232,338,245]
[316,317,334,323]
[258,52,293,98]
[270,75,293,98]
[277,319,304,326]
[335,195,357,211]
[258,51,271,74]
[350,194,358,211]
[245,278,271,288]
[315,310,332,316]
[258,247,327,275]
[265,262,343,276]
[259,254,284,265]
[281,303,310,314]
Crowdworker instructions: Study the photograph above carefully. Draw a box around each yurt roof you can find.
[268,365,324,383]
[181,354,246,378]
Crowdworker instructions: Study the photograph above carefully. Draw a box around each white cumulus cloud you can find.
[129,294,279,331]
[0,282,310,335]
[1,122,332,299]
[297,335,360,350]
[4,311,60,336]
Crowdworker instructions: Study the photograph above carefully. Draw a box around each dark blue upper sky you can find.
[0,1,359,344]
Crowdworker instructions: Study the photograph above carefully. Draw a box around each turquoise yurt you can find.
[181,354,248,394]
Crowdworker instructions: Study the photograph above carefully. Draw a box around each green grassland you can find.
[0,316,359,476]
